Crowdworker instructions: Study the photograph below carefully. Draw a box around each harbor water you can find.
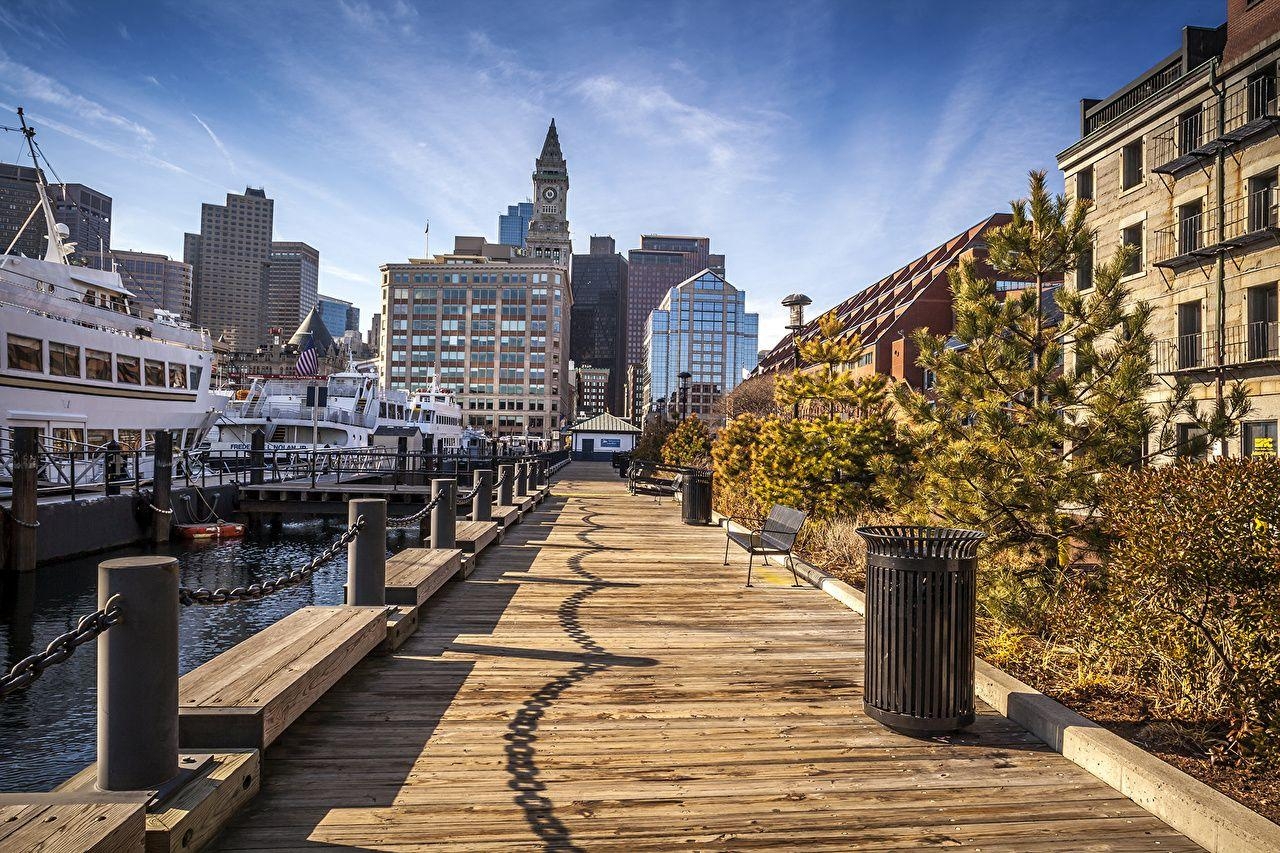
[0,519,418,792]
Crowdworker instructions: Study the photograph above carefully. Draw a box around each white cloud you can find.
[0,52,155,147]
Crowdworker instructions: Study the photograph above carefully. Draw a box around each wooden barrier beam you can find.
[0,795,146,852]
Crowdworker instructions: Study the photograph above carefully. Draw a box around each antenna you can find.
[424,220,430,258]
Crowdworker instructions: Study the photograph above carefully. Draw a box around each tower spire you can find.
[538,118,563,164]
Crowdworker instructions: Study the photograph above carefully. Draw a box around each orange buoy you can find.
[175,522,246,540]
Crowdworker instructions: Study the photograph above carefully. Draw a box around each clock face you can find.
[542,186,558,201]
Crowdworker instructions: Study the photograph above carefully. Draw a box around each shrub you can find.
[1100,458,1280,767]
[661,416,712,468]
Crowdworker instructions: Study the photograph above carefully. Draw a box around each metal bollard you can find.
[536,459,548,487]
[430,479,456,550]
[473,469,494,522]
[347,498,387,606]
[497,463,514,507]
[514,460,529,498]
[104,440,122,497]
[97,556,179,791]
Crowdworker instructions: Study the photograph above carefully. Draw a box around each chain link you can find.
[386,494,443,529]
[455,484,482,506]
[1,595,122,700]
[9,513,39,529]
[149,504,174,516]
[178,516,365,605]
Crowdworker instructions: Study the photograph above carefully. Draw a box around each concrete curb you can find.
[771,538,1280,853]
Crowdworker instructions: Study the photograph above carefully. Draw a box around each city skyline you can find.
[0,0,1216,348]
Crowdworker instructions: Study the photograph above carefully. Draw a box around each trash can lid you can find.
[855,525,986,559]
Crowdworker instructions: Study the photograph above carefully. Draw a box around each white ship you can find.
[204,372,463,455]
[0,108,225,485]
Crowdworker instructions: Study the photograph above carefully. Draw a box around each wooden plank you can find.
[0,798,145,853]
[178,607,386,750]
[489,505,521,529]
[385,547,463,607]
[454,521,498,555]
[58,751,257,853]
[211,463,1204,853]
[379,605,418,653]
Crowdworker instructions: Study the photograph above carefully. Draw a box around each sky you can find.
[0,0,1220,350]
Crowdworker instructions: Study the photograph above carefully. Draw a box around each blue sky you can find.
[0,0,1217,348]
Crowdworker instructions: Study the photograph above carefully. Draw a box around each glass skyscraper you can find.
[644,269,758,421]
[498,202,534,248]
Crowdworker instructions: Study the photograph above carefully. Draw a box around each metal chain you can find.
[150,504,174,516]
[386,494,443,529]
[455,484,482,505]
[178,517,365,605]
[9,514,39,529]
[1,595,122,700]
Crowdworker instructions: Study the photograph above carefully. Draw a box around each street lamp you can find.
[678,371,692,421]
[781,293,812,418]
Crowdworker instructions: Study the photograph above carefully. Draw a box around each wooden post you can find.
[347,498,387,606]
[249,428,265,485]
[98,556,179,791]
[430,479,456,550]
[152,430,173,544]
[514,460,528,499]
[9,427,39,573]
[497,463,514,507]
[473,469,493,521]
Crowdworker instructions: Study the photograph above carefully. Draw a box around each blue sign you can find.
[599,438,622,448]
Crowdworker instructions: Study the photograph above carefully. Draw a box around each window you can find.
[144,359,166,387]
[1075,167,1094,203]
[86,349,111,381]
[1121,139,1143,190]
[1178,200,1202,254]
[116,354,140,384]
[1177,107,1202,156]
[1247,283,1278,359]
[1247,64,1277,122]
[48,342,80,377]
[7,334,41,372]
[189,365,203,389]
[1176,423,1210,459]
[1121,223,1143,276]
[1248,170,1277,231]
[1177,300,1203,369]
[169,363,187,389]
[1245,421,1278,457]
[1076,244,1094,291]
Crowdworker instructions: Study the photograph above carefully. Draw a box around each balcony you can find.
[1153,322,1280,374]
[1151,71,1279,175]
[1152,188,1279,269]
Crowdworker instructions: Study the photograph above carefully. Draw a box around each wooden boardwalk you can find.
[213,463,1199,852]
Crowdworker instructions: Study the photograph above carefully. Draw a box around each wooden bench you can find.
[628,462,679,502]
[386,547,463,607]
[455,520,499,554]
[0,796,145,853]
[723,504,808,587]
[178,606,386,750]
[490,504,522,529]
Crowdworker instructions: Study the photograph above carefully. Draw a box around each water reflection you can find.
[0,519,417,792]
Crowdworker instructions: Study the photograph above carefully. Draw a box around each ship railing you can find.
[0,287,213,355]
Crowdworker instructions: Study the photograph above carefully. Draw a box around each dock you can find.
[209,463,1200,852]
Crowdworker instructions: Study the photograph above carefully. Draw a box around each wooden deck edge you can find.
[754,527,1280,853]
[379,605,418,653]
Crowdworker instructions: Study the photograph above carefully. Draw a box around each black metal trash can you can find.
[613,452,631,478]
[680,469,714,525]
[856,525,985,734]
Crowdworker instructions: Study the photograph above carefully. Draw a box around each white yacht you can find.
[0,109,225,481]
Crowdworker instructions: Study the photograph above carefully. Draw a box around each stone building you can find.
[268,241,319,334]
[1057,1,1280,458]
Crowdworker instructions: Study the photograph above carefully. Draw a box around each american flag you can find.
[295,335,317,377]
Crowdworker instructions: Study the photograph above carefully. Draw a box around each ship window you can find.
[144,359,166,387]
[116,355,140,384]
[53,428,84,453]
[88,429,114,449]
[6,334,42,372]
[169,363,187,389]
[48,342,81,377]
[86,349,112,381]
[189,365,203,389]
[117,429,141,451]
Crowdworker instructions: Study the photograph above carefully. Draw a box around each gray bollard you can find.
[473,469,493,522]
[526,459,538,493]
[249,428,265,485]
[514,460,529,498]
[97,556,179,791]
[430,479,456,550]
[346,498,387,606]
[497,463,514,507]
[536,459,548,487]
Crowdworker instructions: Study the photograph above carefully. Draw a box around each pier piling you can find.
[514,461,529,499]
[152,431,173,544]
[97,556,180,791]
[8,427,38,573]
[473,469,494,521]
[497,463,515,507]
[347,499,387,606]
[430,479,457,550]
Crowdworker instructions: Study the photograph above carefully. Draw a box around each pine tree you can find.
[661,416,712,468]
[634,414,674,462]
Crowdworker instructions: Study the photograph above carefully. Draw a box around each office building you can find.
[368,312,382,352]
[499,202,534,248]
[185,187,274,349]
[54,183,111,261]
[575,365,611,420]
[85,250,193,319]
[317,293,356,340]
[570,235,628,413]
[753,214,1046,390]
[268,241,319,334]
[0,163,43,258]
[624,363,646,424]
[644,269,758,421]
[626,235,724,368]
[380,236,571,437]
[1057,1,1280,458]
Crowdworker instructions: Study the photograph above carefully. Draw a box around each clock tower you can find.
[526,119,571,268]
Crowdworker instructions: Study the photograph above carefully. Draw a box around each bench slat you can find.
[385,548,463,607]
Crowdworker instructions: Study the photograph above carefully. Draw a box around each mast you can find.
[16,108,68,265]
